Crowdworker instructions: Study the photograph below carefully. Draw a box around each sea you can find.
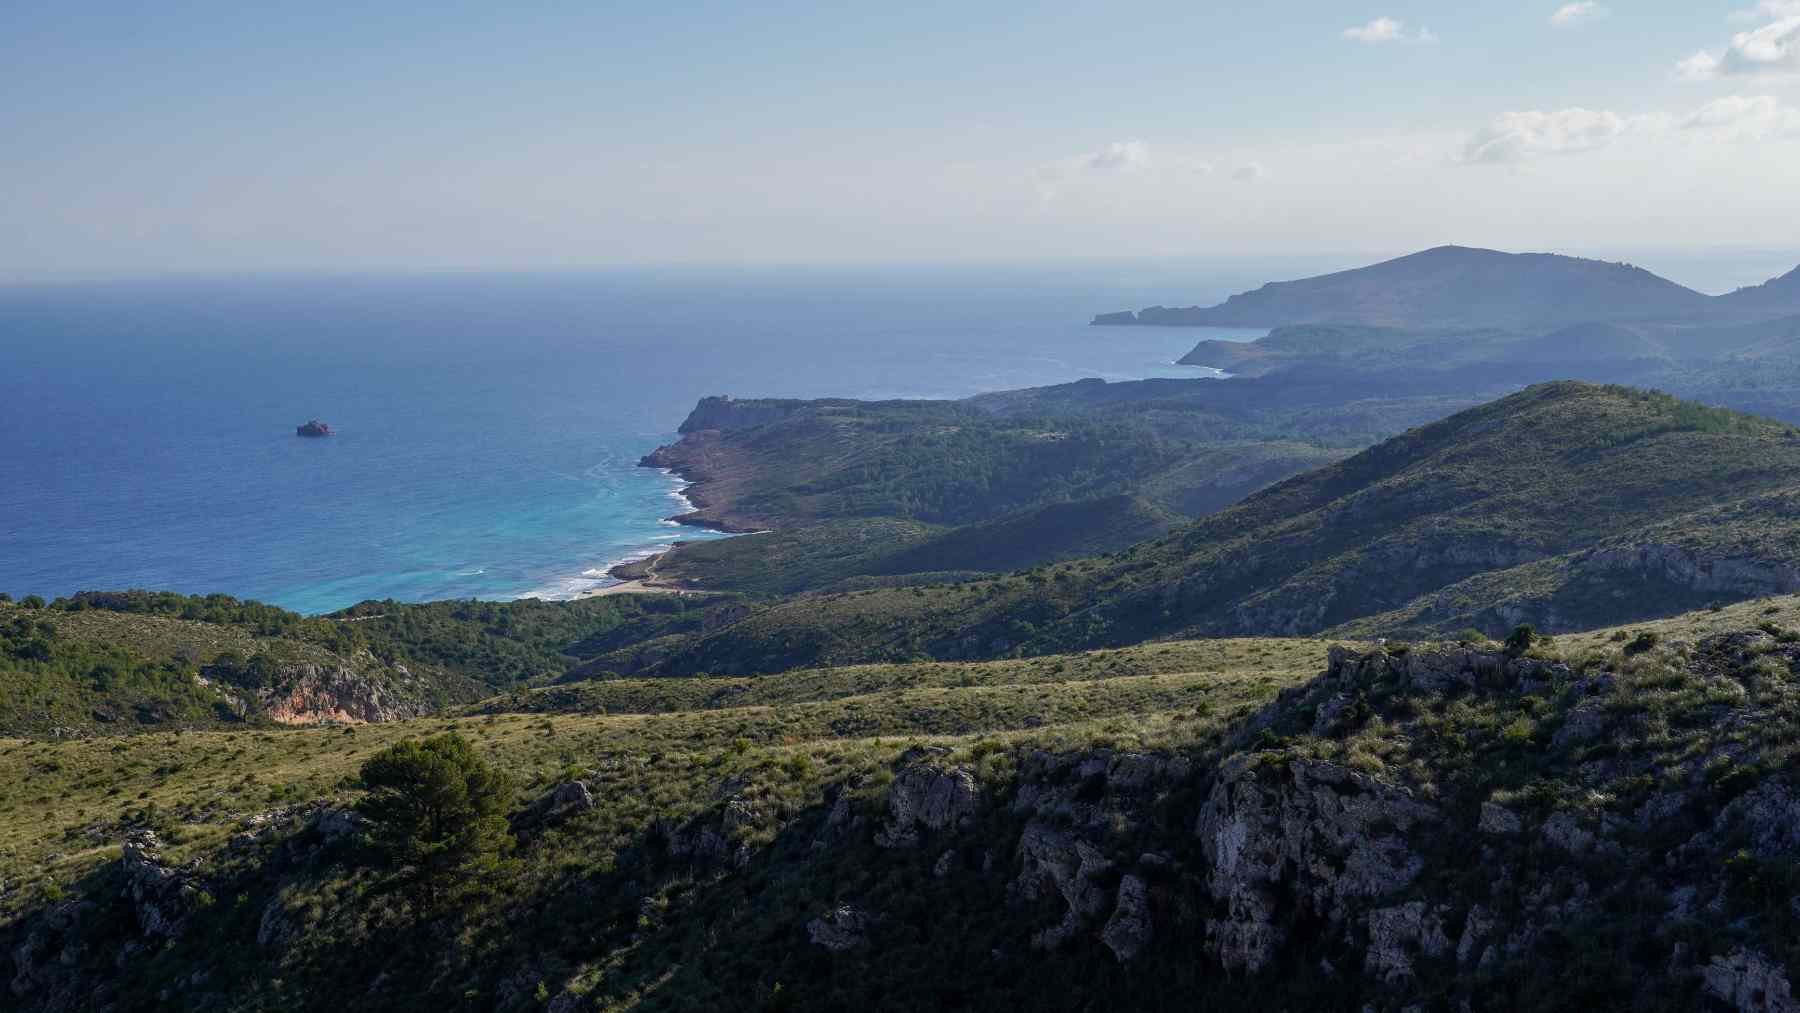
[0,261,1302,615]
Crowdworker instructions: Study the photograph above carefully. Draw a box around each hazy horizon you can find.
[4,245,1797,300]
[8,2,1800,282]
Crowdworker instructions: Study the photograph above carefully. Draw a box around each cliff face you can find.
[255,657,435,725]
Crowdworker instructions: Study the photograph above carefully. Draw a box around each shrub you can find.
[1504,625,1537,658]
[1623,632,1660,656]
[356,733,513,885]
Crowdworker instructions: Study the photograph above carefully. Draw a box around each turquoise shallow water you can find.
[0,264,1272,614]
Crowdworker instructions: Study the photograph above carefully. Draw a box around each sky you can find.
[4,1,1800,283]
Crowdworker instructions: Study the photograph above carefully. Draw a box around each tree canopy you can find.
[356,733,512,884]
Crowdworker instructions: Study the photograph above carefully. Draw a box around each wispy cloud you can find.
[1679,13,1800,78]
[1459,108,1631,163]
[1459,96,1800,164]
[1086,140,1152,171]
[1232,162,1266,182]
[1682,94,1800,139]
[1343,17,1437,44]
[1550,2,1609,27]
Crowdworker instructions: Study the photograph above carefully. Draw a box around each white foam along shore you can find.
[519,468,722,602]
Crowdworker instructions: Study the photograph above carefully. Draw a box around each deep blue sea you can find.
[0,262,1290,615]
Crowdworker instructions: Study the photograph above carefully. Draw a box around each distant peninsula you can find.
[1092,245,1800,332]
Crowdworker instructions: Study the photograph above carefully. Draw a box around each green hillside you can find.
[0,592,741,736]
[612,383,1800,675]
[11,599,1800,1010]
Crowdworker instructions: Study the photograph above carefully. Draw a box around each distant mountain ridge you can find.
[1095,245,1798,331]
[1718,263,1800,314]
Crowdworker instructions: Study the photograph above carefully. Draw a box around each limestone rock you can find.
[1015,821,1114,950]
[1363,902,1450,984]
[119,832,197,940]
[1101,874,1152,962]
[875,763,977,849]
[1196,756,1437,973]
[1703,949,1797,1013]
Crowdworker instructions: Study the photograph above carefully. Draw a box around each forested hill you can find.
[598,382,1800,676]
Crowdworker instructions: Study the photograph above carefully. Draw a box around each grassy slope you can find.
[12,598,1800,1009]
[1,636,1330,922]
[614,383,1800,675]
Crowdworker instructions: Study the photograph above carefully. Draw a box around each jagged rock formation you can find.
[258,657,434,725]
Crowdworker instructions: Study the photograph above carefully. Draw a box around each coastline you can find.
[578,548,686,597]
[571,465,742,599]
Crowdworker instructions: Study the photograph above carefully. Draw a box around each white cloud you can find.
[1682,94,1800,139]
[1232,162,1266,181]
[1344,17,1403,42]
[1679,14,1800,78]
[1678,51,1724,80]
[1459,108,1630,163]
[1342,17,1435,43]
[1086,140,1151,171]
[1551,2,1608,27]
[1732,2,1800,24]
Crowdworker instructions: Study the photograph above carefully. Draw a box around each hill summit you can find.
[1095,245,1715,330]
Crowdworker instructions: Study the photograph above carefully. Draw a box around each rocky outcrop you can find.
[1196,756,1438,973]
[806,905,873,952]
[1014,821,1115,950]
[1100,874,1152,962]
[664,794,763,869]
[1363,901,1451,985]
[1704,949,1797,1013]
[1584,543,1800,598]
[874,755,978,849]
[514,780,596,837]
[120,831,199,940]
[259,658,432,725]
[1324,643,1571,696]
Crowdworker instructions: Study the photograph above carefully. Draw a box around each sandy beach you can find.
[576,549,686,598]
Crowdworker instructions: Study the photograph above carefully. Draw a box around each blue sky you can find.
[4,1,1799,281]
